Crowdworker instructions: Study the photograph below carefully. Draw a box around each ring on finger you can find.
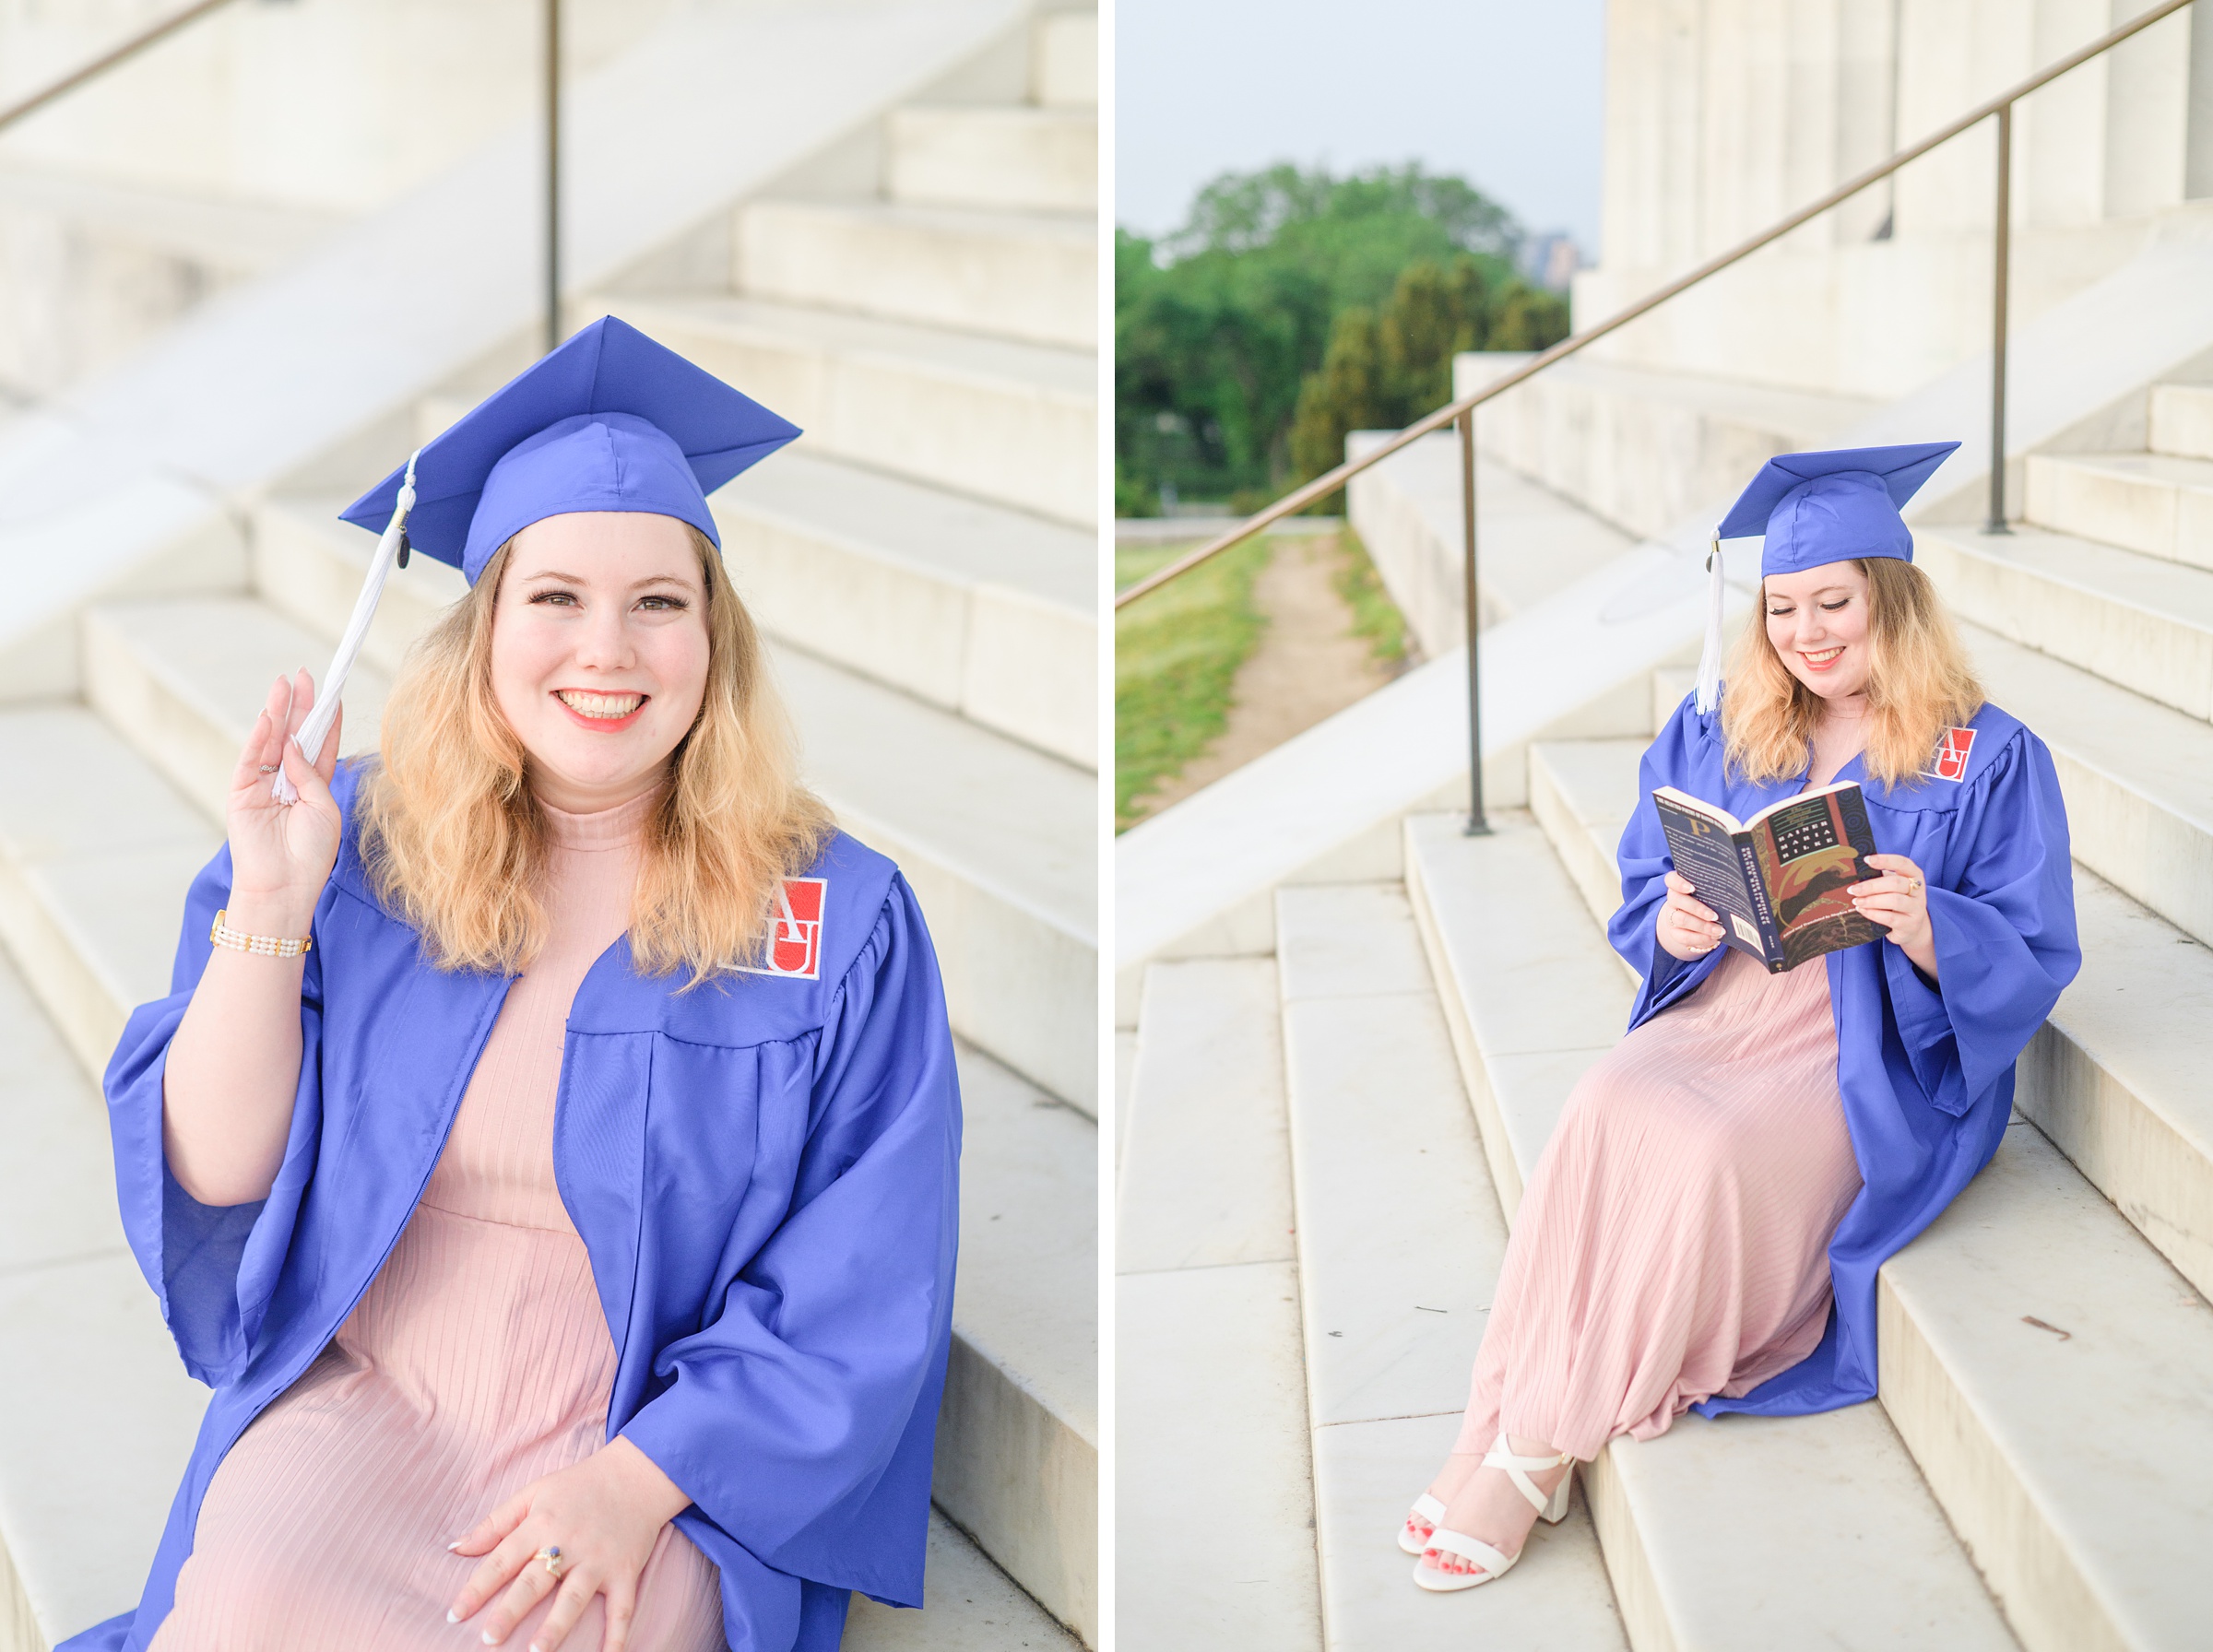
[537,1544,564,1580]
[257,764,280,773]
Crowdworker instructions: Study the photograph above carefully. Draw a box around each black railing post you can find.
[1985,100,2013,534]
[1461,407,1489,835]
[545,0,562,356]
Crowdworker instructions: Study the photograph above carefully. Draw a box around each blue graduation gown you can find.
[69,762,962,1652]
[1607,693,2077,1417]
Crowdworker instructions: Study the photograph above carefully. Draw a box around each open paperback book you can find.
[1652,781,1882,973]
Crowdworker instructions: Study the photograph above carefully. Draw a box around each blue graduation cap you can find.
[1693,440,1960,714]
[271,316,801,802]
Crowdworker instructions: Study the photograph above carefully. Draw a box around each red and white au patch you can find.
[1923,726,1977,783]
[739,878,825,980]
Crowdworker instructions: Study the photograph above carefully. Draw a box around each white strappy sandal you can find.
[1396,1493,1448,1556]
[1410,1434,1575,1592]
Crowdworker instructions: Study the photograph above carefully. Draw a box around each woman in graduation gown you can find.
[1402,442,2079,1592]
[72,318,961,1652]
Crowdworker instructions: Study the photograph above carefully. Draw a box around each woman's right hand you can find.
[224,670,346,930]
[1655,869,1725,962]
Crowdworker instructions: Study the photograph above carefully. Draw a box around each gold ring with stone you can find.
[1907,878,1923,896]
[538,1545,564,1579]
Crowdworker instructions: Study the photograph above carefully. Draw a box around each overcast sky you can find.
[1114,0,1607,254]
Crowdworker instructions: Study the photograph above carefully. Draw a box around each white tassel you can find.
[1692,531,1725,716]
[272,450,421,805]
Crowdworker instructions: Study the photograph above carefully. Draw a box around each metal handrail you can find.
[0,0,243,137]
[1114,0,2197,831]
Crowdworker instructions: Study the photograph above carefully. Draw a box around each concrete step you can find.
[1030,9,1095,108]
[935,1042,1097,1646]
[844,1512,1083,1650]
[2020,868,2213,1304]
[1343,437,1637,660]
[1454,352,1880,543]
[0,938,208,1651]
[1916,524,2213,723]
[1532,731,2213,1316]
[886,106,1095,214]
[597,294,1095,528]
[1272,883,1627,1649]
[253,495,469,679]
[80,596,392,823]
[1115,959,1322,1650]
[1956,621,2213,950]
[261,459,1098,773]
[2147,382,2213,461]
[772,643,1095,1115]
[1403,813,2020,1651]
[716,449,1095,770]
[1877,1113,2213,1652]
[0,704,219,1078]
[736,198,1094,350]
[2022,452,2213,572]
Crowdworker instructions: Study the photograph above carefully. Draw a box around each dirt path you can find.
[1134,534,1397,817]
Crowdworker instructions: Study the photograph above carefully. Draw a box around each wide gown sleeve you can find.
[1879,727,2079,1115]
[101,841,325,1387]
[618,873,961,1585]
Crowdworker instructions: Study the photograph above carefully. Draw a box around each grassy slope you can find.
[1113,537,1272,831]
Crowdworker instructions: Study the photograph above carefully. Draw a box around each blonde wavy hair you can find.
[1722,556,1983,789]
[356,525,834,984]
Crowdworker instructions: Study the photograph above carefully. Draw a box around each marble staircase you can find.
[0,6,1095,1648]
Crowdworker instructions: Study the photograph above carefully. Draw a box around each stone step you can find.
[1403,813,2020,1651]
[933,1042,1097,1646]
[737,198,1094,350]
[596,294,1095,528]
[1454,352,1880,543]
[844,1512,1083,1650]
[81,596,392,822]
[0,938,207,1651]
[1916,524,2213,724]
[1030,9,1095,108]
[1956,620,2213,951]
[886,106,1095,214]
[1531,733,2213,1312]
[1115,958,1323,1651]
[1343,436,1636,661]
[260,457,1098,773]
[2022,451,2213,572]
[1877,1114,2213,1652]
[0,704,220,1078]
[1272,883,1627,1649]
[252,495,469,679]
[2147,382,2213,461]
[772,644,1096,1116]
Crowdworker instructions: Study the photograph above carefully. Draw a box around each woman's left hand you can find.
[447,1437,692,1652]
[1852,852,1938,979]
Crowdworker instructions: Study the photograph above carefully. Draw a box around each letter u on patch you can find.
[738,878,825,978]
[1923,726,1977,783]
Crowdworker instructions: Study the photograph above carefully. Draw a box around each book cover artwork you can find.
[1651,782,1883,973]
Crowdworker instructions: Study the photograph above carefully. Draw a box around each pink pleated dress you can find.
[1452,941,1865,1463]
[154,789,727,1651]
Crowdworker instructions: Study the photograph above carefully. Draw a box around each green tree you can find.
[1118,163,1571,513]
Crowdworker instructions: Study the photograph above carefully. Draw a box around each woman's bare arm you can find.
[162,672,345,1207]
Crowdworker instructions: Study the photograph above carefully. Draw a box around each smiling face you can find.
[488,510,711,812]
[1763,559,1874,702]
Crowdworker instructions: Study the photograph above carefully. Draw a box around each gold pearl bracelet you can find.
[210,908,314,959]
